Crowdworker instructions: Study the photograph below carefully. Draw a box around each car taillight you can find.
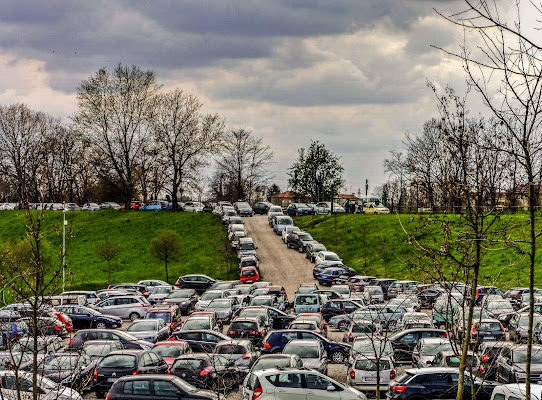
[200,368,211,377]
[168,336,176,341]
[108,285,112,289]
[392,385,407,393]
[106,393,110,400]
[132,369,139,375]
[348,332,354,340]
[242,353,251,360]
[69,338,75,346]
[228,330,236,335]
[252,387,263,399]
[249,331,260,335]
[320,307,323,312]
[390,369,396,380]
[481,355,490,362]
[166,369,170,374]
[501,324,505,333]
[54,325,61,330]
[472,325,476,336]
[476,288,480,298]
[444,331,449,338]
[264,342,271,349]
[349,369,355,379]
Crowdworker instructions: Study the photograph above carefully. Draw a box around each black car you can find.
[417,288,444,308]
[161,289,199,315]
[54,305,122,330]
[502,287,530,309]
[169,329,231,353]
[94,349,169,396]
[170,353,241,392]
[68,329,153,350]
[321,299,364,322]
[108,374,219,400]
[226,317,267,345]
[175,275,216,294]
[475,286,505,305]
[478,341,507,380]
[495,343,542,383]
[286,231,315,253]
[252,202,272,215]
[390,328,448,362]
[231,306,296,330]
[23,352,97,392]
[388,368,496,400]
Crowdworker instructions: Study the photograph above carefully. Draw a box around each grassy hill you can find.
[294,213,538,289]
[0,210,235,291]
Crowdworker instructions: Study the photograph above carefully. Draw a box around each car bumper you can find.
[349,382,390,392]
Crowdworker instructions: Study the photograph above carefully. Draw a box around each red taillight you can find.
[479,366,485,374]
[166,369,170,374]
[476,288,480,298]
[249,331,260,335]
[264,342,271,349]
[132,369,139,375]
[392,385,407,393]
[481,355,490,362]
[444,331,449,338]
[348,332,354,340]
[472,324,476,336]
[390,369,396,380]
[108,285,112,289]
[228,330,236,335]
[200,368,211,377]
[349,369,355,379]
[94,368,98,380]
[106,394,110,400]
[168,337,175,341]
[252,387,263,399]
[54,325,61,330]
[242,353,251,360]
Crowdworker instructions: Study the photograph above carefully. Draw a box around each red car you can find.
[145,305,183,332]
[240,266,259,284]
[151,340,191,366]
[51,310,73,332]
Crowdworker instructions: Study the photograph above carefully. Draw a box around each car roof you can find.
[284,339,320,346]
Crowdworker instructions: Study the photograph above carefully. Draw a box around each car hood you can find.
[299,358,322,370]
[127,331,158,340]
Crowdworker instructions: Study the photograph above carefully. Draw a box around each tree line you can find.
[0,64,273,210]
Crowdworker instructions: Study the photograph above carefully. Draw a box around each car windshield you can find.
[312,245,326,252]
[269,207,282,212]
[208,300,231,309]
[237,202,250,208]
[325,254,341,261]
[168,291,192,299]
[84,343,117,357]
[352,323,375,333]
[513,349,542,363]
[446,355,476,367]
[230,321,258,331]
[240,310,267,321]
[239,243,256,250]
[242,269,256,277]
[477,322,502,331]
[251,298,271,306]
[127,321,157,332]
[200,292,223,301]
[422,342,453,356]
[152,345,186,358]
[183,319,211,330]
[232,226,245,232]
[366,287,383,295]
[99,354,136,368]
[296,296,318,305]
[276,218,293,225]
[298,234,313,241]
[252,357,293,371]
[487,301,513,310]
[41,355,83,370]
[12,341,47,354]
[291,323,316,330]
[284,344,319,358]
[147,312,171,323]
[352,340,392,355]
[519,315,542,326]
[297,286,316,294]
[333,286,349,294]
[153,287,171,294]
[355,359,391,370]
[216,345,246,355]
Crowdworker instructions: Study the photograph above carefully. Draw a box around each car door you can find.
[97,299,117,317]
[74,307,94,329]
[267,372,307,400]
[304,372,341,400]
[121,379,151,400]
[393,332,421,361]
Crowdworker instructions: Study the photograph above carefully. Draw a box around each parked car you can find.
[94,295,150,321]
[412,337,453,368]
[389,328,448,362]
[283,339,328,374]
[169,329,231,353]
[0,370,83,400]
[471,318,506,346]
[240,266,260,284]
[348,355,395,392]
[100,202,122,209]
[272,215,294,235]
[363,202,390,214]
[281,225,301,243]
[479,341,507,380]
[227,317,267,345]
[495,344,542,383]
[286,231,316,253]
[81,340,125,361]
[161,290,198,315]
[248,354,304,373]
[287,203,314,216]
[18,316,67,337]
[125,319,170,343]
[237,237,258,260]
[54,305,122,329]
[293,293,328,315]
[234,201,254,217]
[181,316,221,332]
[508,312,542,344]
[81,202,101,211]
[305,242,327,262]
[432,350,480,370]
[68,329,153,351]
[397,312,433,331]
[184,201,204,212]
[243,367,365,400]
[314,251,342,266]
[387,281,422,299]
[175,274,216,294]
[151,340,191,366]
[93,349,169,396]
[206,298,239,324]
[314,202,345,214]
[348,337,394,366]
[214,339,259,372]
[252,202,273,215]
[147,285,176,304]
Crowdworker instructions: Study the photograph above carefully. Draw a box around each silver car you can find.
[94,295,150,321]
[347,355,395,392]
[147,286,175,304]
[205,298,239,324]
[411,338,453,368]
[195,290,230,311]
[282,339,328,375]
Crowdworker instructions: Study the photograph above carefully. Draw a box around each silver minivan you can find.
[94,295,150,321]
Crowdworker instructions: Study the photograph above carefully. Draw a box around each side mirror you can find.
[326,385,335,392]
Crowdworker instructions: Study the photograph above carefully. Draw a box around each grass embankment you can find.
[294,213,538,289]
[0,210,234,291]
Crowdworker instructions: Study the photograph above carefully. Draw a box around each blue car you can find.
[287,203,314,216]
[318,267,355,286]
[0,321,28,345]
[272,216,294,235]
[140,200,169,211]
[261,329,350,364]
[54,305,122,330]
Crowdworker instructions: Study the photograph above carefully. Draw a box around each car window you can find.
[202,333,220,342]
[123,380,150,395]
[140,353,153,367]
[266,373,303,388]
[304,374,341,391]
[400,333,417,344]
[492,395,505,400]
[149,352,164,367]
[153,380,179,397]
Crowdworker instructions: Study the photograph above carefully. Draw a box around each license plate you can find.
[484,336,495,340]
[363,377,376,382]
[107,378,118,382]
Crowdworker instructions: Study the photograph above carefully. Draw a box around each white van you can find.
[491,384,542,400]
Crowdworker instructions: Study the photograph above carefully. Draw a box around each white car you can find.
[243,367,367,400]
[348,355,395,392]
[314,251,342,266]
[81,202,101,211]
[100,202,121,209]
[282,226,301,243]
[0,370,83,400]
[184,201,204,212]
[363,202,390,214]
[314,202,345,214]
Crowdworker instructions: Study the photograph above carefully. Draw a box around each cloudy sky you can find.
[0,0,483,195]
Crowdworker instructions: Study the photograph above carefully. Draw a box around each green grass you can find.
[294,213,539,289]
[0,210,235,291]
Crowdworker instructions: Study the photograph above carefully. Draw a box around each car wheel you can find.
[287,242,291,249]
[95,322,107,329]
[330,350,345,364]
[338,320,349,331]
[129,312,139,321]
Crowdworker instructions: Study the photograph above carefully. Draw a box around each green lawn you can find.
[0,210,235,291]
[294,213,538,289]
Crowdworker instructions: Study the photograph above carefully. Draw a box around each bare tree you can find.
[214,129,273,202]
[153,89,224,210]
[74,64,160,208]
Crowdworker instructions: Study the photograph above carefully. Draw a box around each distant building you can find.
[337,194,361,208]
[270,191,304,208]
